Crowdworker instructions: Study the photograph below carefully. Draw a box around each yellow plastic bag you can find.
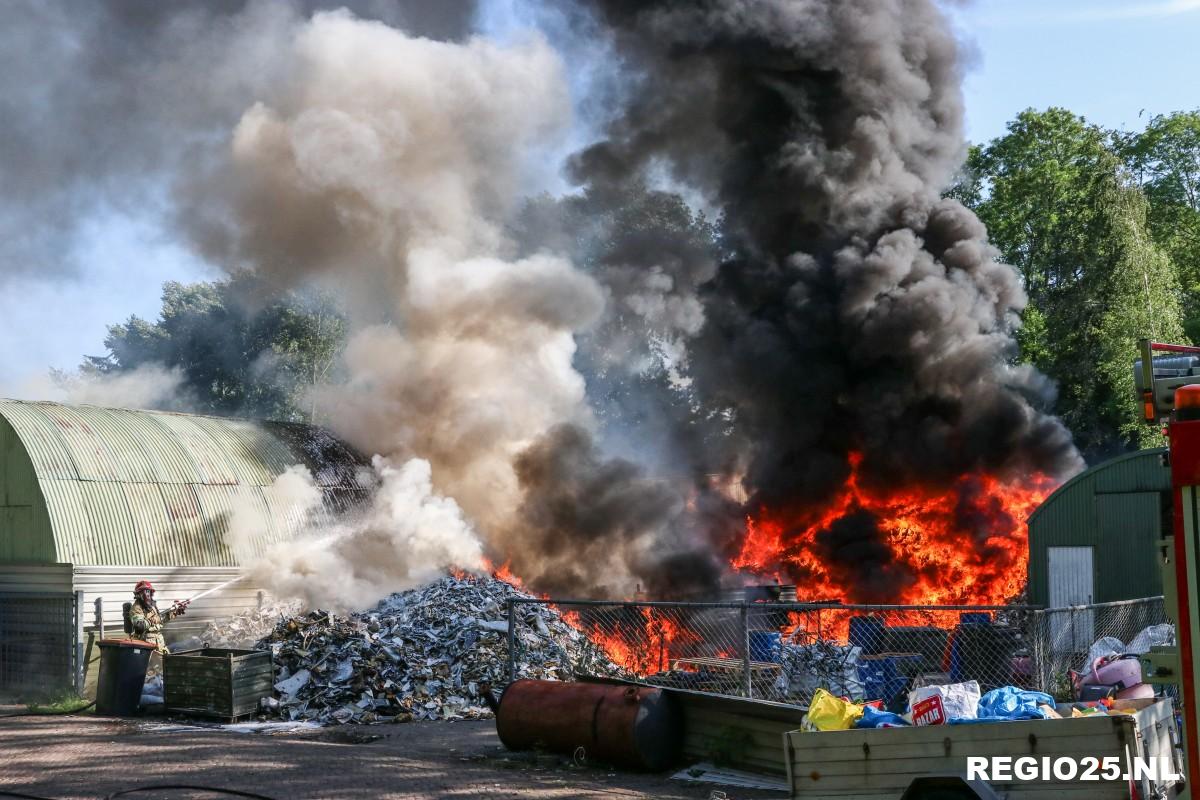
[802,688,865,731]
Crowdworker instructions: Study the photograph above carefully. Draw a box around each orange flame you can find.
[474,455,1055,673]
[732,453,1054,634]
[560,607,702,674]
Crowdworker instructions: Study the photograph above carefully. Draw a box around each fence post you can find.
[741,603,752,698]
[507,598,517,685]
[74,590,85,695]
[93,596,104,640]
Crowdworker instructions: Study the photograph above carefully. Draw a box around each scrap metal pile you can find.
[252,574,629,724]
[192,601,303,650]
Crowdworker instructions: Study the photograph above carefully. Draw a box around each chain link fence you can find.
[1027,597,1171,700]
[0,592,79,699]
[506,596,1171,708]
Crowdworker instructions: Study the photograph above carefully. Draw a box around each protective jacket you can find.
[129,598,180,655]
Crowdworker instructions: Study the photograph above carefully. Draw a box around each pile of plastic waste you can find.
[800,676,1162,732]
[254,573,629,724]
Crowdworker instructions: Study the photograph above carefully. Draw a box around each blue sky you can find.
[951,0,1200,143]
[2,0,1198,394]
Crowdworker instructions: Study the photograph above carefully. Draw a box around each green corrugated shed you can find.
[0,400,369,567]
[1027,448,1170,605]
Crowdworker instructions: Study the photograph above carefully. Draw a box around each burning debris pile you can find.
[254,574,628,724]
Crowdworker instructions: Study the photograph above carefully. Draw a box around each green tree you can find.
[1119,111,1200,337]
[964,108,1185,458]
[87,274,346,422]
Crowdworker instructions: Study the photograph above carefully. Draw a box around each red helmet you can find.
[135,580,154,594]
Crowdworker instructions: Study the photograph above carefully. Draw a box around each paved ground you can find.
[0,712,788,800]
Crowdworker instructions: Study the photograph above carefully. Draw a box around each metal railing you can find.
[505,596,1171,707]
[0,591,79,700]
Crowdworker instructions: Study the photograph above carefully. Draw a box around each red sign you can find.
[912,695,946,726]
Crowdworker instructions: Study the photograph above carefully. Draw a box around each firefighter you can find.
[128,580,188,655]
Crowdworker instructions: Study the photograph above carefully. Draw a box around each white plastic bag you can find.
[908,680,980,721]
[1125,624,1175,655]
[1086,636,1125,666]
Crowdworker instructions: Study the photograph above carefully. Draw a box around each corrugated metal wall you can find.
[0,563,71,593]
[0,415,55,562]
[73,566,269,643]
[1027,448,1170,605]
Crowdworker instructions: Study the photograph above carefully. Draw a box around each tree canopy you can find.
[957,108,1185,459]
[85,274,345,422]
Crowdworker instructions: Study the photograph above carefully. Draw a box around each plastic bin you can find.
[748,631,782,662]
[163,647,274,722]
[95,639,155,716]
[857,654,921,708]
[849,617,886,654]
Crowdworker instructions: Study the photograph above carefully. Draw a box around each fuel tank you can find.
[494,679,682,771]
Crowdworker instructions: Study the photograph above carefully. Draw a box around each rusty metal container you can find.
[495,680,682,770]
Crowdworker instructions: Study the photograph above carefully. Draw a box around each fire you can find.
[475,455,1055,674]
[481,558,531,593]
[561,607,702,674]
[733,452,1055,614]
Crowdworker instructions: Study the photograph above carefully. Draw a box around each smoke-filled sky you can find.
[2,0,1194,391]
[0,0,1154,607]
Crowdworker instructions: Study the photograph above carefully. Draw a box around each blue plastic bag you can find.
[976,686,1056,720]
[855,705,910,728]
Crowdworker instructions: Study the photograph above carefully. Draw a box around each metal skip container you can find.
[494,680,682,771]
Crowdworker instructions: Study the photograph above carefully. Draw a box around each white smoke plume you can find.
[10,364,190,411]
[184,10,617,605]
[230,459,485,611]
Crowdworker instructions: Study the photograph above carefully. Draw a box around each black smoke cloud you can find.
[509,0,1083,599]
[504,424,725,598]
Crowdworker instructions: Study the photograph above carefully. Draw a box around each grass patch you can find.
[24,689,93,715]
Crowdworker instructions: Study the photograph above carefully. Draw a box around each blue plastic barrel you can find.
[748,631,782,662]
[849,616,886,654]
[948,614,992,681]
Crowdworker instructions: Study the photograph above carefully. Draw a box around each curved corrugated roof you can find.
[0,400,370,567]
[1026,447,1169,526]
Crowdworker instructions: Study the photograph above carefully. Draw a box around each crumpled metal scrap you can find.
[188,600,303,650]
[240,574,627,725]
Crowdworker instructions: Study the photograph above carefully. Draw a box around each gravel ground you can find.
[0,712,787,800]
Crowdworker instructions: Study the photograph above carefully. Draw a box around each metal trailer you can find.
[783,697,1182,799]
[786,339,1200,800]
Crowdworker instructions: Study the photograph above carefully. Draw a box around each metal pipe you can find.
[508,597,1041,612]
[1150,341,1200,354]
[741,603,751,699]
[94,596,104,640]
[74,590,84,694]
[506,598,517,685]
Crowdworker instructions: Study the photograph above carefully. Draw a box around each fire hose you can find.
[166,575,247,616]
[0,787,276,800]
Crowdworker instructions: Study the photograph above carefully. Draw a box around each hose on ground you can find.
[0,701,96,719]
